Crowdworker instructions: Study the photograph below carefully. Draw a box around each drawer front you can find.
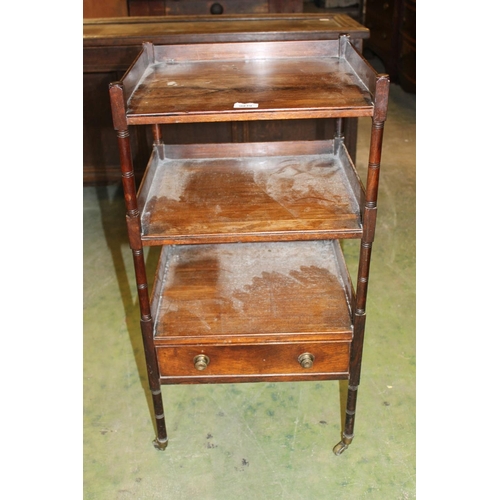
[128,0,304,15]
[165,0,269,15]
[157,342,350,381]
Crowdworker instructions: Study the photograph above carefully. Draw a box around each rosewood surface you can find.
[138,141,364,244]
[108,34,390,454]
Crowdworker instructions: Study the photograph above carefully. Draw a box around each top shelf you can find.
[112,36,387,125]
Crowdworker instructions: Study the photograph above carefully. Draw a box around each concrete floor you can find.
[83,80,415,499]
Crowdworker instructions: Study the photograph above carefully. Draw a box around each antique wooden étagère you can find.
[109,34,389,454]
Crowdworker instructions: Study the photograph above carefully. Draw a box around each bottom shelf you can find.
[151,240,355,383]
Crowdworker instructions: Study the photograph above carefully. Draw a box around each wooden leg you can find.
[110,85,169,450]
[115,127,169,450]
[333,116,385,455]
[138,300,168,450]
[333,384,358,455]
[151,388,168,450]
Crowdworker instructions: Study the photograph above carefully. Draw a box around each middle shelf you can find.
[138,139,365,245]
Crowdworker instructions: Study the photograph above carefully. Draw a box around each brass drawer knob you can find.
[193,354,210,371]
[298,353,315,369]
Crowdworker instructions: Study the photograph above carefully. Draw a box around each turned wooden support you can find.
[109,81,168,447]
[338,76,389,455]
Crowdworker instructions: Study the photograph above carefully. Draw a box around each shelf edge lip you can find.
[141,229,363,246]
[158,372,350,384]
[126,107,374,125]
[153,333,354,345]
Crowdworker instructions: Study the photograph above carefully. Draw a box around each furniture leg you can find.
[333,113,386,455]
[333,384,358,455]
[113,120,169,450]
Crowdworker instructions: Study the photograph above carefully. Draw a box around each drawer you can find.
[157,342,351,382]
[128,0,304,16]
[164,0,269,15]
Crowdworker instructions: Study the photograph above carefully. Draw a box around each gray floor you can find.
[83,81,415,499]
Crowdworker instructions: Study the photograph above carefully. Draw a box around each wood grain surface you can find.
[152,240,353,343]
[138,140,363,244]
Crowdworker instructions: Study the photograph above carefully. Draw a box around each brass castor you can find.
[153,437,169,451]
[333,434,353,455]
[333,441,349,455]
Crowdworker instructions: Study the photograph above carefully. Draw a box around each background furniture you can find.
[84,14,369,184]
[84,0,128,18]
[128,0,304,15]
[82,0,365,20]
[363,0,415,92]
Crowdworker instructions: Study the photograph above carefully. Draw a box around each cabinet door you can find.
[397,0,415,92]
[364,0,400,78]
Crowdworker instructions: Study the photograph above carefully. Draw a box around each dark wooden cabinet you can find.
[128,0,303,15]
[127,1,367,21]
[397,0,415,92]
[109,34,389,454]
[83,14,369,184]
[364,0,415,92]
[364,0,399,76]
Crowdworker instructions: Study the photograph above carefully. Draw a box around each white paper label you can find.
[233,102,259,108]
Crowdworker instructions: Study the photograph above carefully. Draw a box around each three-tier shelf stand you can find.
[109,34,389,455]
